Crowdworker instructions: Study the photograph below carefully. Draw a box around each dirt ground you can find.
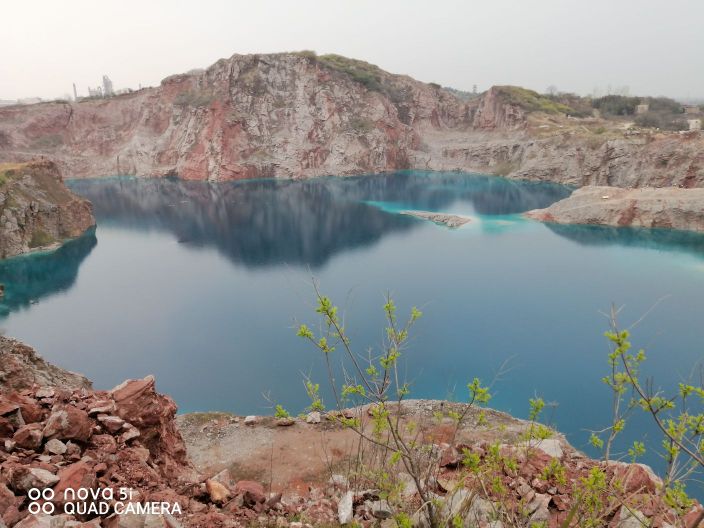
[176,400,564,496]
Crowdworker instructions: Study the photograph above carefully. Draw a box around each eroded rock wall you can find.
[0,161,95,258]
[2,53,702,189]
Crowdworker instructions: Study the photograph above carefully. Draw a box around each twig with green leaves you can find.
[295,281,492,527]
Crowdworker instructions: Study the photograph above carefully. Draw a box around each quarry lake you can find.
[1,171,703,471]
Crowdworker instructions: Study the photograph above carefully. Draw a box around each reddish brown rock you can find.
[9,466,59,492]
[3,394,43,424]
[234,480,266,506]
[612,463,658,494]
[12,423,43,450]
[0,481,19,519]
[0,401,19,416]
[43,406,92,442]
[52,461,96,508]
[110,376,188,475]
[439,445,460,468]
[0,416,15,438]
[551,494,571,511]
[87,433,117,454]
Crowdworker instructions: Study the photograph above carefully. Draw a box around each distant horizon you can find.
[2,0,703,102]
[2,49,703,105]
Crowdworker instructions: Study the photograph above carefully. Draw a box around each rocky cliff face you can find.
[0,54,471,181]
[0,161,95,258]
[1,53,702,189]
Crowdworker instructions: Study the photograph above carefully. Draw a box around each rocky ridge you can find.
[0,161,95,258]
[0,339,702,528]
[0,53,702,190]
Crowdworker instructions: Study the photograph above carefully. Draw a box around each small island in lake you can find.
[401,210,473,228]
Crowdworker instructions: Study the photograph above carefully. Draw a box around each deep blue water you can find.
[1,171,703,488]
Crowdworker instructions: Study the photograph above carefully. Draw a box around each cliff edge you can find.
[0,161,95,258]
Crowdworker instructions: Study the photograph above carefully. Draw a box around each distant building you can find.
[87,86,103,97]
[688,119,702,131]
[635,104,649,114]
[102,75,114,96]
[73,83,78,101]
[684,105,701,114]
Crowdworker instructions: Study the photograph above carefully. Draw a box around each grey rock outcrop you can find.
[525,186,704,232]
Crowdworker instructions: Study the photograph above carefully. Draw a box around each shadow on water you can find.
[0,229,97,316]
[69,177,417,268]
[544,223,704,260]
[68,172,572,268]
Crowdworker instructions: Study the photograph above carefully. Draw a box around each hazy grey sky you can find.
[2,0,703,100]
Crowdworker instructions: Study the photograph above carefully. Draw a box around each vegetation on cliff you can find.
[493,86,575,115]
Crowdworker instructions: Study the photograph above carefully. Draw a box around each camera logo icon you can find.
[28,488,56,515]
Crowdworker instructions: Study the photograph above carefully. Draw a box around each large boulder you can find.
[12,423,43,449]
[43,406,92,443]
[52,461,97,510]
[110,376,188,476]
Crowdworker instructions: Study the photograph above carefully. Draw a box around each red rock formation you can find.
[0,54,472,182]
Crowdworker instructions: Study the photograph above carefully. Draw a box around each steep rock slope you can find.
[0,161,95,258]
[1,53,702,188]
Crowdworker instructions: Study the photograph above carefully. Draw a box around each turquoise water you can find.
[1,171,703,485]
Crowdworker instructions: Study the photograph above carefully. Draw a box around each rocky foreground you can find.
[1,338,703,528]
[1,52,703,190]
[525,187,704,233]
[0,161,95,258]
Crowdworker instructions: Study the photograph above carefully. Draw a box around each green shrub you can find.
[29,229,54,248]
[0,169,11,187]
[173,90,214,108]
[492,161,518,176]
[348,117,374,134]
[592,95,640,116]
[495,86,574,114]
[635,111,688,131]
[317,54,385,93]
[293,50,317,61]
[274,404,290,419]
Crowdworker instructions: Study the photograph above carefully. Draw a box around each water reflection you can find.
[0,229,97,316]
[545,223,704,259]
[68,172,571,268]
